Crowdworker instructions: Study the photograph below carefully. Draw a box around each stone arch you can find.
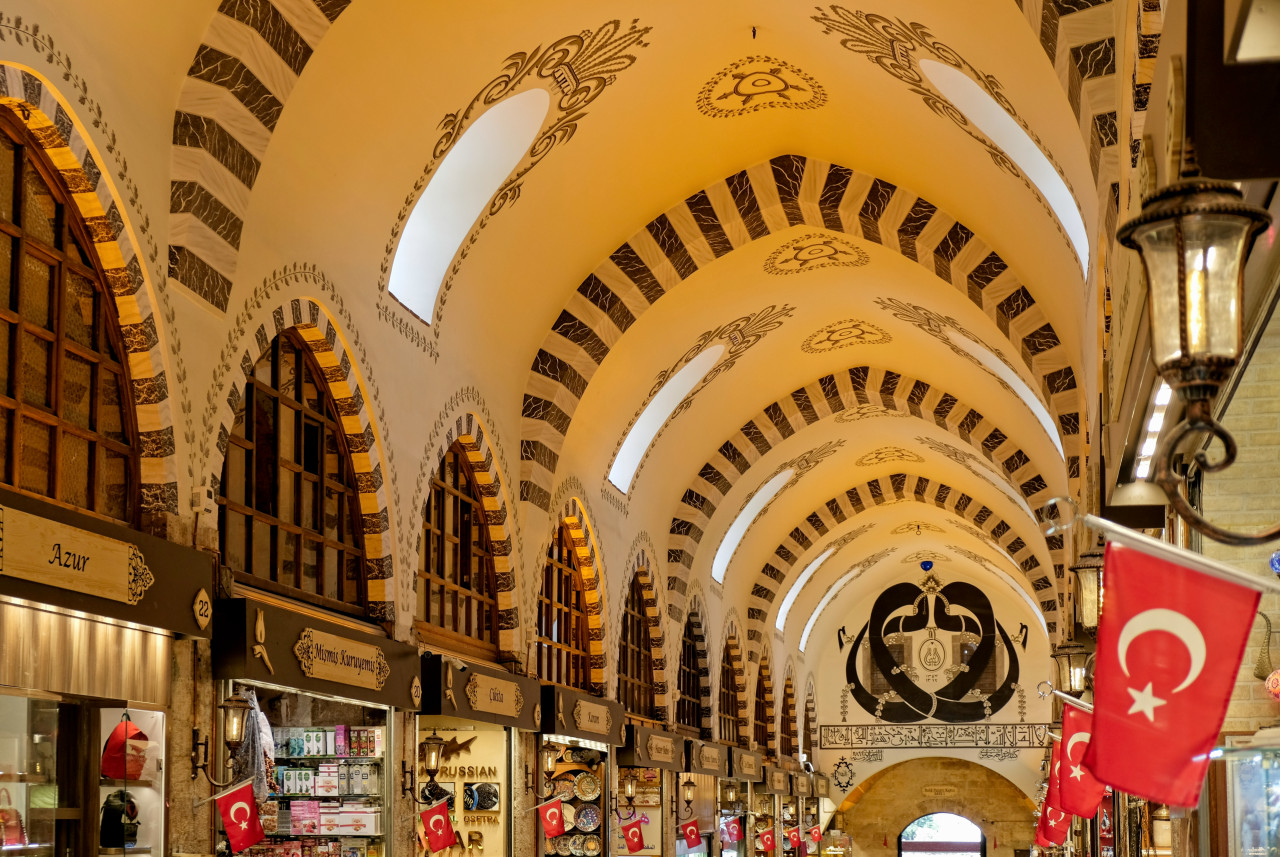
[667,364,1063,622]
[557,495,608,695]
[0,65,179,516]
[417,411,522,663]
[519,154,1082,512]
[753,652,776,758]
[622,549,670,722]
[721,621,749,744]
[206,297,396,620]
[168,0,358,312]
[780,667,798,759]
[679,593,713,739]
[745,474,1060,646]
[804,677,818,755]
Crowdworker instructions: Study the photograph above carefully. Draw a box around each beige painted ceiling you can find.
[15,0,1108,685]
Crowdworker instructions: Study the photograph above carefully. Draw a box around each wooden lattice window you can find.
[753,664,772,755]
[0,111,137,522]
[719,644,741,746]
[416,443,499,658]
[676,614,702,732]
[537,526,591,691]
[803,685,816,759]
[218,331,367,614]
[617,573,655,718]
[780,678,797,757]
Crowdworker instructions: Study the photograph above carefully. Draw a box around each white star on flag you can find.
[1069,765,1084,782]
[1126,682,1166,721]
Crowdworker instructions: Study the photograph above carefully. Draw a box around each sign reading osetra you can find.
[293,628,392,690]
[0,505,154,605]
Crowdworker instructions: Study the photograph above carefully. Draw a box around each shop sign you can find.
[921,784,958,798]
[573,699,613,736]
[0,504,154,604]
[770,769,789,791]
[794,776,811,796]
[646,734,676,764]
[698,744,722,770]
[815,776,829,797]
[465,673,525,719]
[737,753,761,778]
[293,628,391,690]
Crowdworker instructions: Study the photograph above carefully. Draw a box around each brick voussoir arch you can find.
[734,473,1061,642]
[520,154,1081,512]
[753,654,776,758]
[721,621,750,744]
[418,411,523,663]
[683,592,714,738]
[624,550,670,722]
[559,496,608,695]
[666,363,1062,622]
[208,298,397,621]
[0,66,180,516]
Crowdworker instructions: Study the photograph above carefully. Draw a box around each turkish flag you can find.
[420,799,455,853]
[1084,541,1260,806]
[536,799,565,838]
[719,816,744,845]
[1037,801,1071,846]
[620,817,646,853]
[808,824,822,843]
[759,828,777,852]
[215,781,264,853]
[785,828,801,848]
[1059,706,1108,818]
[680,818,701,849]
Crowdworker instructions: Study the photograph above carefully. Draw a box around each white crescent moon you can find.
[1118,607,1206,693]
[230,802,250,823]
[430,815,445,833]
[547,808,559,824]
[1066,731,1090,762]
[627,827,641,842]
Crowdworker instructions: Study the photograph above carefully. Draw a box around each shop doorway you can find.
[898,812,985,856]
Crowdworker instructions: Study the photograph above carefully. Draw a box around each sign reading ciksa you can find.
[293,628,391,690]
[0,505,154,604]
[465,673,524,718]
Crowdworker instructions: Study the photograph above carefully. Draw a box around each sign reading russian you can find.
[0,505,154,604]
[293,628,391,690]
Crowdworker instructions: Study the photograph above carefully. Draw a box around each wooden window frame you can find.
[0,109,139,524]
[217,330,368,617]
[754,667,772,757]
[719,646,741,747]
[536,526,592,692]
[617,573,655,719]
[780,679,797,758]
[676,614,702,733]
[415,443,500,661]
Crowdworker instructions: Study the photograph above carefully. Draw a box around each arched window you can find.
[899,813,985,857]
[754,660,773,757]
[780,677,797,758]
[218,331,367,614]
[617,573,655,718]
[0,111,136,521]
[803,683,816,759]
[719,643,741,747]
[537,526,592,691]
[676,614,703,733]
[416,442,499,658]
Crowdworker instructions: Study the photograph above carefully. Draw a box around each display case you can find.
[1220,742,1280,857]
[541,738,609,857]
[96,707,166,856]
[0,693,63,857]
[413,718,509,855]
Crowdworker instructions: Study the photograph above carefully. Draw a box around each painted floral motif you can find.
[696,56,827,116]
[764,233,869,275]
[801,319,891,354]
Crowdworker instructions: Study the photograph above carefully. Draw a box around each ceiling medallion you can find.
[764,233,869,276]
[833,403,908,424]
[855,447,923,466]
[696,55,827,117]
[801,319,892,354]
[890,521,943,535]
[902,550,949,564]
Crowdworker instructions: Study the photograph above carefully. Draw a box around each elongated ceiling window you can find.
[775,545,838,631]
[712,468,793,583]
[388,88,550,323]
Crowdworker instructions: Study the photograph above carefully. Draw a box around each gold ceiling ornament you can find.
[801,318,892,354]
[855,446,924,467]
[695,55,827,117]
[764,233,869,276]
[834,403,909,424]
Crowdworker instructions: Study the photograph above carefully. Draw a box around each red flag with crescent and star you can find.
[808,823,822,843]
[1059,705,1108,818]
[620,817,647,853]
[1036,800,1071,846]
[214,780,264,853]
[420,799,455,853]
[719,816,743,845]
[680,818,701,848]
[536,798,565,838]
[759,827,777,852]
[1045,738,1066,815]
[785,828,801,848]
[1084,541,1260,806]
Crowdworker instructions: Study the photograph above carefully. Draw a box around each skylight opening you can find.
[388,87,551,323]
[711,468,794,584]
[919,59,1090,276]
[608,345,726,493]
[775,546,837,631]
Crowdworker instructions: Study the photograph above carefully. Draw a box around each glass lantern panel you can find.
[1180,213,1251,360]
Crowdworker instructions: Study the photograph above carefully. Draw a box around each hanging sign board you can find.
[294,628,390,690]
[729,747,764,782]
[617,724,685,772]
[760,765,792,795]
[793,773,812,797]
[814,774,830,798]
[0,486,214,638]
[686,740,729,777]
[420,654,540,730]
[538,685,625,745]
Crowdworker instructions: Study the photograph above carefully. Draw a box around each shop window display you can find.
[411,718,509,856]
[540,739,609,857]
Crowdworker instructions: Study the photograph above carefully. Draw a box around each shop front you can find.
[0,486,214,857]
[756,766,791,856]
[788,774,811,855]
[212,597,420,856]
[726,749,762,857]
[535,686,624,857]
[414,653,539,856]
[683,739,728,855]
[809,774,830,851]
[615,723,686,855]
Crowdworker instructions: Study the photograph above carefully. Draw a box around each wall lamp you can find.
[1118,178,1274,545]
[191,695,251,787]
[613,773,637,820]
[402,729,446,804]
[673,777,696,820]
[524,743,559,795]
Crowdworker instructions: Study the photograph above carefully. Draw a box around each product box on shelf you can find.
[291,800,320,835]
[316,764,340,797]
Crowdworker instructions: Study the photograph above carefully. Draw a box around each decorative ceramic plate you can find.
[561,803,576,830]
[555,836,573,856]
[570,834,586,856]
[574,803,600,832]
[553,778,576,802]
[573,772,601,801]
[583,834,602,855]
